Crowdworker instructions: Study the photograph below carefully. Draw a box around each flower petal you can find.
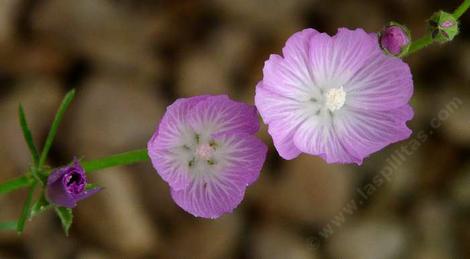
[334,105,413,163]
[46,178,77,208]
[187,95,259,138]
[345,50,413,110]
[293,117,361,164]
[255,84,305,159]
[171,133,267,218]
[74,187,102,203]
[308,28,378,89]
[212,133,268,185]
[148,96,209,190]
[262,29,319,99]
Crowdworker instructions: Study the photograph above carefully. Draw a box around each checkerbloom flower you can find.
[255,28,413,165]
[148,95,267,218]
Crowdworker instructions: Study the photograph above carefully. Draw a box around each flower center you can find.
[65,172,85,194]
[195,143,215,160]
[325,87,346,112]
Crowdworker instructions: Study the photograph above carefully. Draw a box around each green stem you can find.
[81,149,149,173]
[453,0,470,18]
[405,34,434,57]
[16,182,37,234]
[0,149,149,195]
[405,0,469,57]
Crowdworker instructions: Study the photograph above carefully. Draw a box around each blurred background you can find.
[0,0,469,258]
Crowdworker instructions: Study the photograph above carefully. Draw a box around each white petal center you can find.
[195,143,215,160]
[325,87,346,112]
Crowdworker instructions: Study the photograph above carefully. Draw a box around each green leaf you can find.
[0,221,17,231]
[39,89,76,168]
[18,104,40,167]
[30,193,51,219]
[54,207,73,236]
[0,176,32,195]
[16,182,37,234]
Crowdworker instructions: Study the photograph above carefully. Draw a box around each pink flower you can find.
[147,95,267,218]
[255,28,413,165]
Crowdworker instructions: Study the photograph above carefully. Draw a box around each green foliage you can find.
[18,105,40,167]
[16,183,37,234]
[55,207,73,236]
[39,89,76,168]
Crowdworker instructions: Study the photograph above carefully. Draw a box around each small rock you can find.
[64,75,165,157]
[269,155,353,224]
[164,214,241,259]
[75,167,159,256]
[327,219,408,259]
[250,223,319,259]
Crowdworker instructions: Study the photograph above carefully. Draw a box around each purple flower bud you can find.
[46,159,100,208]
[379,23,410,56]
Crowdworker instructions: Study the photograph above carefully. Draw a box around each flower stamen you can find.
[325,87,346,112]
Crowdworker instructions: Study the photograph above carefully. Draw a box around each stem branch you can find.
[453,0,470,19]
[82,149,149,173]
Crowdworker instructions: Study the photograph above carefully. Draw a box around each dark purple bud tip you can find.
[46,158,101,208]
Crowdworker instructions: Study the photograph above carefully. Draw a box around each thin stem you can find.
[405,0,469,57]
[453,0,470,19]
[0,149,149,195]
[16,182,37,234]
[405,34,434,57]
[82,149,149,173]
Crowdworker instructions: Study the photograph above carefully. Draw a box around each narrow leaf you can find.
[0,221,17,231]
[0,176,32,195]
[39,89,76,168]
[18,104,40,167]
[54,207,73,236]
[16,182,37,234]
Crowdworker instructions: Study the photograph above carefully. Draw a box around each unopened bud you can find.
[379,23,411,57]
[429,11,459,42]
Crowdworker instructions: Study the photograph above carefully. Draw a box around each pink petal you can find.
[255,84,303,159]
[334,105,413,164]
[262,29,319,99]
[188,95,259,137]
[171,133,267,218]
[148,96,209,190]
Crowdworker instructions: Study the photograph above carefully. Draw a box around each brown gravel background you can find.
[0,0,469,258]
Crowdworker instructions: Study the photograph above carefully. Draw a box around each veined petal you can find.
[262,29,319,99]
[334,105,413,163]
[293,118,361,164]
[212,133,268,185]
[308,28,377,89]
[171,133,267,218]
[149,146,193,190]
[148,96,209,190]
[255,84,305,159]
[345,50,413,110]
[150,95,209,151]
[188,95,259,138]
